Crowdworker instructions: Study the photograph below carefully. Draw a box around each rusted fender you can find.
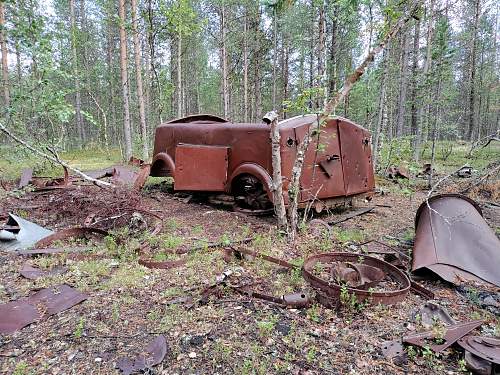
[227,163,274,202]
[413,194,500,286]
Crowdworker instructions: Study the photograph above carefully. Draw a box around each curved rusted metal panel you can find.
[167,114,228,123]
[227,162,274,202]
[150,152,176,177]
[413,194,500,286]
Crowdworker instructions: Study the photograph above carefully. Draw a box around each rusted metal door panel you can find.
[297,120,345,201]
[338,120,375,195]
[174,144,229,191]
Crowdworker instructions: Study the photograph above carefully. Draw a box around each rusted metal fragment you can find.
[17,247,86,256]
[403,320,483,353]
[381,340,406,364]
[30,166,72,191]
[34,227,108,248]
[138,258,186,270]
[18,168,33,188]
[282,292,311,308]
[0,301,39,334]
[410,281,435,300]
[133,165,151,190]
[327,206,375,226]
[413,194,500,286]
[302,253,410,306]
[463,351,494,375]
[331,262,386,290]
[19,263,67,280]
[0,284,87,334]
[116,335,168,375]
[387,166,409,179]
[0,214,53,251]
[128,156,145,167]
[415,302,455,327]
[458,336,500,365]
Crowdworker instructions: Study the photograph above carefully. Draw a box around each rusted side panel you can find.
[413,194,500,286]
[338,119,375,195]
[297,119,346,201]
[174,144,229,191]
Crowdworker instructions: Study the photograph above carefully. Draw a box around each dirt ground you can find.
[0,174,499,374]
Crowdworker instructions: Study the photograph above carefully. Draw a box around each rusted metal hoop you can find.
[302,252,411,305]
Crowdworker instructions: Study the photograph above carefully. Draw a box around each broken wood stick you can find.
[0,121,114,188]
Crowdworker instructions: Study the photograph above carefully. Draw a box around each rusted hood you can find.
[413,194,500,286]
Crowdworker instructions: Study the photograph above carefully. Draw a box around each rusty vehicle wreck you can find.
[150,114,375,213]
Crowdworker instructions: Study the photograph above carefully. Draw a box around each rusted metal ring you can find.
[34,227,109,248]
[302,252,410,305]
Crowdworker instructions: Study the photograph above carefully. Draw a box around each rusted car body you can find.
[151,114,374,211]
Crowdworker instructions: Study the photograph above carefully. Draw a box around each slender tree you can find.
[0,1,9,107]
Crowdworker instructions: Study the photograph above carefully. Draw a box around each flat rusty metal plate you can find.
[403,320,483,352]
[174,144,229,191]
[338,119,375,196]
[413,194,500,286]
[0,284,87,334]
[116,335,168,374]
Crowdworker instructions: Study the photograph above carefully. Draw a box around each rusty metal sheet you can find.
[463,350,494,375]
[116,335,168,374]
[458,336,500,365]
[0,213,53,251]
[415,302,455,327]
[19,263,67,280]
[338,118,375,196]
[413,194,500,286]
[403,320,483,352]
[0,284,87,334]
[302,253,410,306]
[174,144,229,191]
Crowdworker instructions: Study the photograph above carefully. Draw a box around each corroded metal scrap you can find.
[0,284,87,334]
[413,194,500,286]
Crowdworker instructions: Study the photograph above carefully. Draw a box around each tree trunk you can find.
[118,0,133,160]
[272,7,277,109]
[410,18,421,146]
[328,4,338,98]
[220,5,229,118]
[396,26,410,137]
[317,2,327,106]
[373,46,390,170]
[131,0,148,160]
[243,11,248,122]
[177,35,182,118]
[0,1,9,107]
[69,0,84,143]
[467,0,480,140]
[414,0,434,161]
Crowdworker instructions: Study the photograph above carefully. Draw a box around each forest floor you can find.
[0,143,499,375]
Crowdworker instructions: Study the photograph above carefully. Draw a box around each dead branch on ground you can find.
[0,121,114,188]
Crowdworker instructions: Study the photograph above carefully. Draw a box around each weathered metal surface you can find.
[415,302,455,327]
[34,227,108,248]
[381,340,405,362]
[337,118,375,195]
[0,284,87,334]
[413,194,500,286]
[403,320,483,352]
[463,350,494,375]
[116,335,168,374]
[409,281,435,300]
[458,336,500,365]
[151,114,375,210]
[19,263,67,280]
[175,144,229,191]
[386,166,409,179]
[302,253,410,306]
[282,292,311,308]
[331,262,386,289]
[0,213,53,251]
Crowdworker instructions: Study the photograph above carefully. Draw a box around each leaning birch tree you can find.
[275,1,421,241]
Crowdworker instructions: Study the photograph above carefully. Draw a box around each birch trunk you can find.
[118,0,133,160]
[177,35,182,118]
[131,0,148,160]
[410,18,421,146]
[467,0,481,140]
[243,11,248,122]
[396,26,410,137]
[221,5,229,118]
[373,46,390,170]
[70,0,84,143]
[286,3,419,241]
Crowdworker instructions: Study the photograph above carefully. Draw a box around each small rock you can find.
[95,357,102,363]
[188,352,197,359]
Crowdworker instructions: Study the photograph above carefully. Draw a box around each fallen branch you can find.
[0,121,114,188]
